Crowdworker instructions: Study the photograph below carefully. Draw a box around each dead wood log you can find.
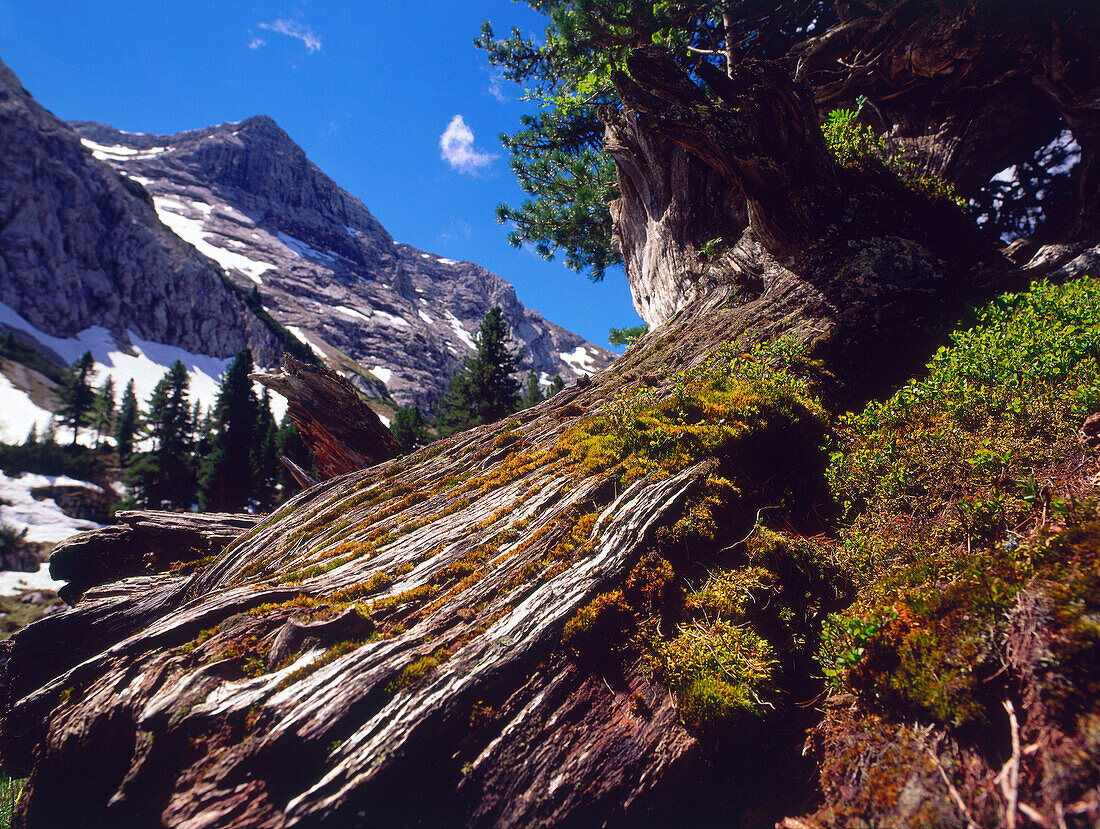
[49,510,259,605]
[252,354,400,479]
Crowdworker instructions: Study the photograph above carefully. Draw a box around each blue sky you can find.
[0,1,642,350]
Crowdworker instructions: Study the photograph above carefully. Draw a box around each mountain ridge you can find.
[68,115,615,411]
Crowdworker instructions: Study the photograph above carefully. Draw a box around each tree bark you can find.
[252,355,400,480]
[0,40,1067,829]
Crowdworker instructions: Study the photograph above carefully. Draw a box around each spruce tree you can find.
[89,376,116,448]
[435,307,521,437]
[254,389,280,510]
[126,360,195,509]
[391,406,431,454]
[520,370,543,409]
[115,380,140,464]
[56,351,96,445]
[198,349,261,512]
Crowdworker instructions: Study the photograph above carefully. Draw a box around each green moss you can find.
[562,589,633,649]
[653,620,778,728]
[330,571,394,603]
[563,338,825,487]
[384,647,452,696]
[279,638,368,689]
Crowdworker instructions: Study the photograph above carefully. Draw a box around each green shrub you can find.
[0,773,22,829]
[818,276,1100,727]
[823,100,963,205]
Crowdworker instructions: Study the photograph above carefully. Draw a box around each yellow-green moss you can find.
[562,589,633,649]
[562,339,825,487]
[384,647,452,695]
[653,620,778,727]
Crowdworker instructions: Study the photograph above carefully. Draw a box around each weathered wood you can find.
[49,510,260,605]
[0,39,1080,829]
[253,355,400,479]
[612,48,841,256]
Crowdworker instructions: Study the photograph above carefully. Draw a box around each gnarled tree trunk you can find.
[0,44,1075,829]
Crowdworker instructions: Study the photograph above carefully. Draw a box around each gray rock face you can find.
[70,117,615,410]
[0,59,281,365]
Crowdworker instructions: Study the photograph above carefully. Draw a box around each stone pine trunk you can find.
[2,42,1095,829]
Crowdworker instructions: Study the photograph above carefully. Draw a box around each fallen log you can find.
[49,510,259,605]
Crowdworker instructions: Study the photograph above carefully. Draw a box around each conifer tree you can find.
[391,406,431,454]
[198,349,261,512]
[547,375,565,397]
[125,360,195,509]
[254,389,280,510]
[520,370,543,409]
[115,379,141,464]
[56,351,96,445]
[435,307,521,437]
[89,377,116,448]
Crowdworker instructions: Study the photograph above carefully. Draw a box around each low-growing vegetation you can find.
[818,276,1100,727]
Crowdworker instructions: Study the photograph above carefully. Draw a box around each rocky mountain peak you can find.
[0,58,282,365]
[69,116,615,411]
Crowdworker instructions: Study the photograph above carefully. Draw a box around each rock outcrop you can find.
[0,59,282,365]
[69,117,615,410]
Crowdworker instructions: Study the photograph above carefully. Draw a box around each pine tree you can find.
[115,379,141,464]
[89,377,116,448]
[547,375,565,397]
[435,307,522,437]
[125,360,195,509]
[253,389,280,510]
[391,406,431,454]
[56,351,96,445]
[520,370,543,409]
[198,349,261,512]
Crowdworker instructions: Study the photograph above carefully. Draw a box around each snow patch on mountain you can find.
[369,366,392,384]
[0,472,102,545]
[0,376,53,444]
[559,346,598,375]
[373,310,409,327]
[152,196,275,285]
[445,312,476,350]
[0,564,67,597]
[335,306,371,323]
[286,326,327,359]
[0,301,286,421]
[80,137,168,161]
[277,231,339,264]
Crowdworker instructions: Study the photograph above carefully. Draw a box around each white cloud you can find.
[249,36,267,50]
[488,71,508,103]
[258,18,322,53]
[439,115,497,175]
